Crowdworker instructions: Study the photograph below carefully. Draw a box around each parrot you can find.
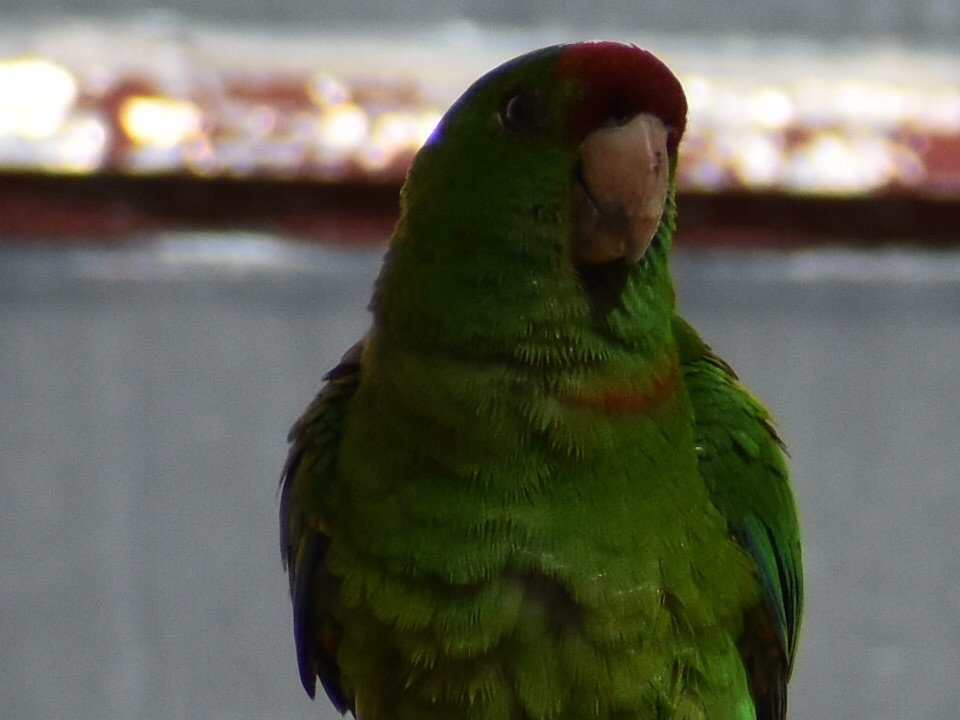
[279,41,802,720]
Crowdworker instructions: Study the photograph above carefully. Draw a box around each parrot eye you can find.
[498,88,543,133]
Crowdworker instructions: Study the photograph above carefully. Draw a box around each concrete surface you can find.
[2,236,959,719]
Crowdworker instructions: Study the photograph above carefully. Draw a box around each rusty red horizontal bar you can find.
[2,172,958,246]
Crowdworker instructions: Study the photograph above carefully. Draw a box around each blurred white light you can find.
[711,84,748,128]
[317,103,369,153]
[0,57,77,139]
[792,79,834,127]
[48,114,108,173]
[120,96,202,148]
[681,75,714,125]
[915,86,960,132]
[788,132,897,193]
[830,81,912,130]
[732,132,784,186]
[871,83,911,128]
[750,87,795,130]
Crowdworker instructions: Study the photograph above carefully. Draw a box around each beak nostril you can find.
[653,151,664,176]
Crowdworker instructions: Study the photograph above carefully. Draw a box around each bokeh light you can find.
[0,58,77,140]
[0,39,955,194]
[119,96,202,149]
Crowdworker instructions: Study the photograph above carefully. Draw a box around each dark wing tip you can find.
[300,665,317,700]
[739,600,790,720]
[320,675,351,715]
[292,540,319,698]
[292,532,352,713]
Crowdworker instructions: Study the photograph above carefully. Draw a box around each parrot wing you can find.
[672,315,803,720]
[279,339,364,713]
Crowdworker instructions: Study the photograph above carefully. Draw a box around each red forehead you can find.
[554,42,687,149]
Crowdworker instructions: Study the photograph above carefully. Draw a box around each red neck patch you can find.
[564,361,681,415]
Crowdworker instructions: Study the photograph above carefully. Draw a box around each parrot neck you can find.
[357,331,690,485]
[371,168,680,371]
[371,246,678,373]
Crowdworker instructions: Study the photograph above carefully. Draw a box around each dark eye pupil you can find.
[500,90,540,132]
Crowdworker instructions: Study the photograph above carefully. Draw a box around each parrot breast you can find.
[323,345,762,720]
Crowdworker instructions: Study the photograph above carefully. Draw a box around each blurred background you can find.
[1,2,959,720]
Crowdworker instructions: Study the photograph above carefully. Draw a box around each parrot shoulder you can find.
[279,338,364,713]
[672,314,803,720]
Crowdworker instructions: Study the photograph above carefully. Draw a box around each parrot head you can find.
[374,42,688,363]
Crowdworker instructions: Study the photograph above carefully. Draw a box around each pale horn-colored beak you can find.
[570,113,670,265]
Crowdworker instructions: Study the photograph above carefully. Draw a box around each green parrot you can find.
[279,41,802,720]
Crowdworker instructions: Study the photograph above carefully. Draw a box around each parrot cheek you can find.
[570,112,670,265]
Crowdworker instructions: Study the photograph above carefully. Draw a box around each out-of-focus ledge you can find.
[4,173,960,247]
[1,20,959,244]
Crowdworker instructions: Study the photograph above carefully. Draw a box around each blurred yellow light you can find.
[415,112,442,148]
[357,111,442,171]
[120,96,202,148]
[371,112,420,147]
[317,103,368,153]
[0,57,77,139]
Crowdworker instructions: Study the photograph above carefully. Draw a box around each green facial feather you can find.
[280,41,802,720]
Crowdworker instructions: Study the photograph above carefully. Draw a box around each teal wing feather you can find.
[673,316,803,720]
[279,339,364,713]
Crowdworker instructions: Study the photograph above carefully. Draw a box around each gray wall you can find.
[2,238,959,719]
[5,0,960,43]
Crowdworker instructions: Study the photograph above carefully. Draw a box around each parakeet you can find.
[279,41,802,720]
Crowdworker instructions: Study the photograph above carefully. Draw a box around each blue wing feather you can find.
[279,340,364,712]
